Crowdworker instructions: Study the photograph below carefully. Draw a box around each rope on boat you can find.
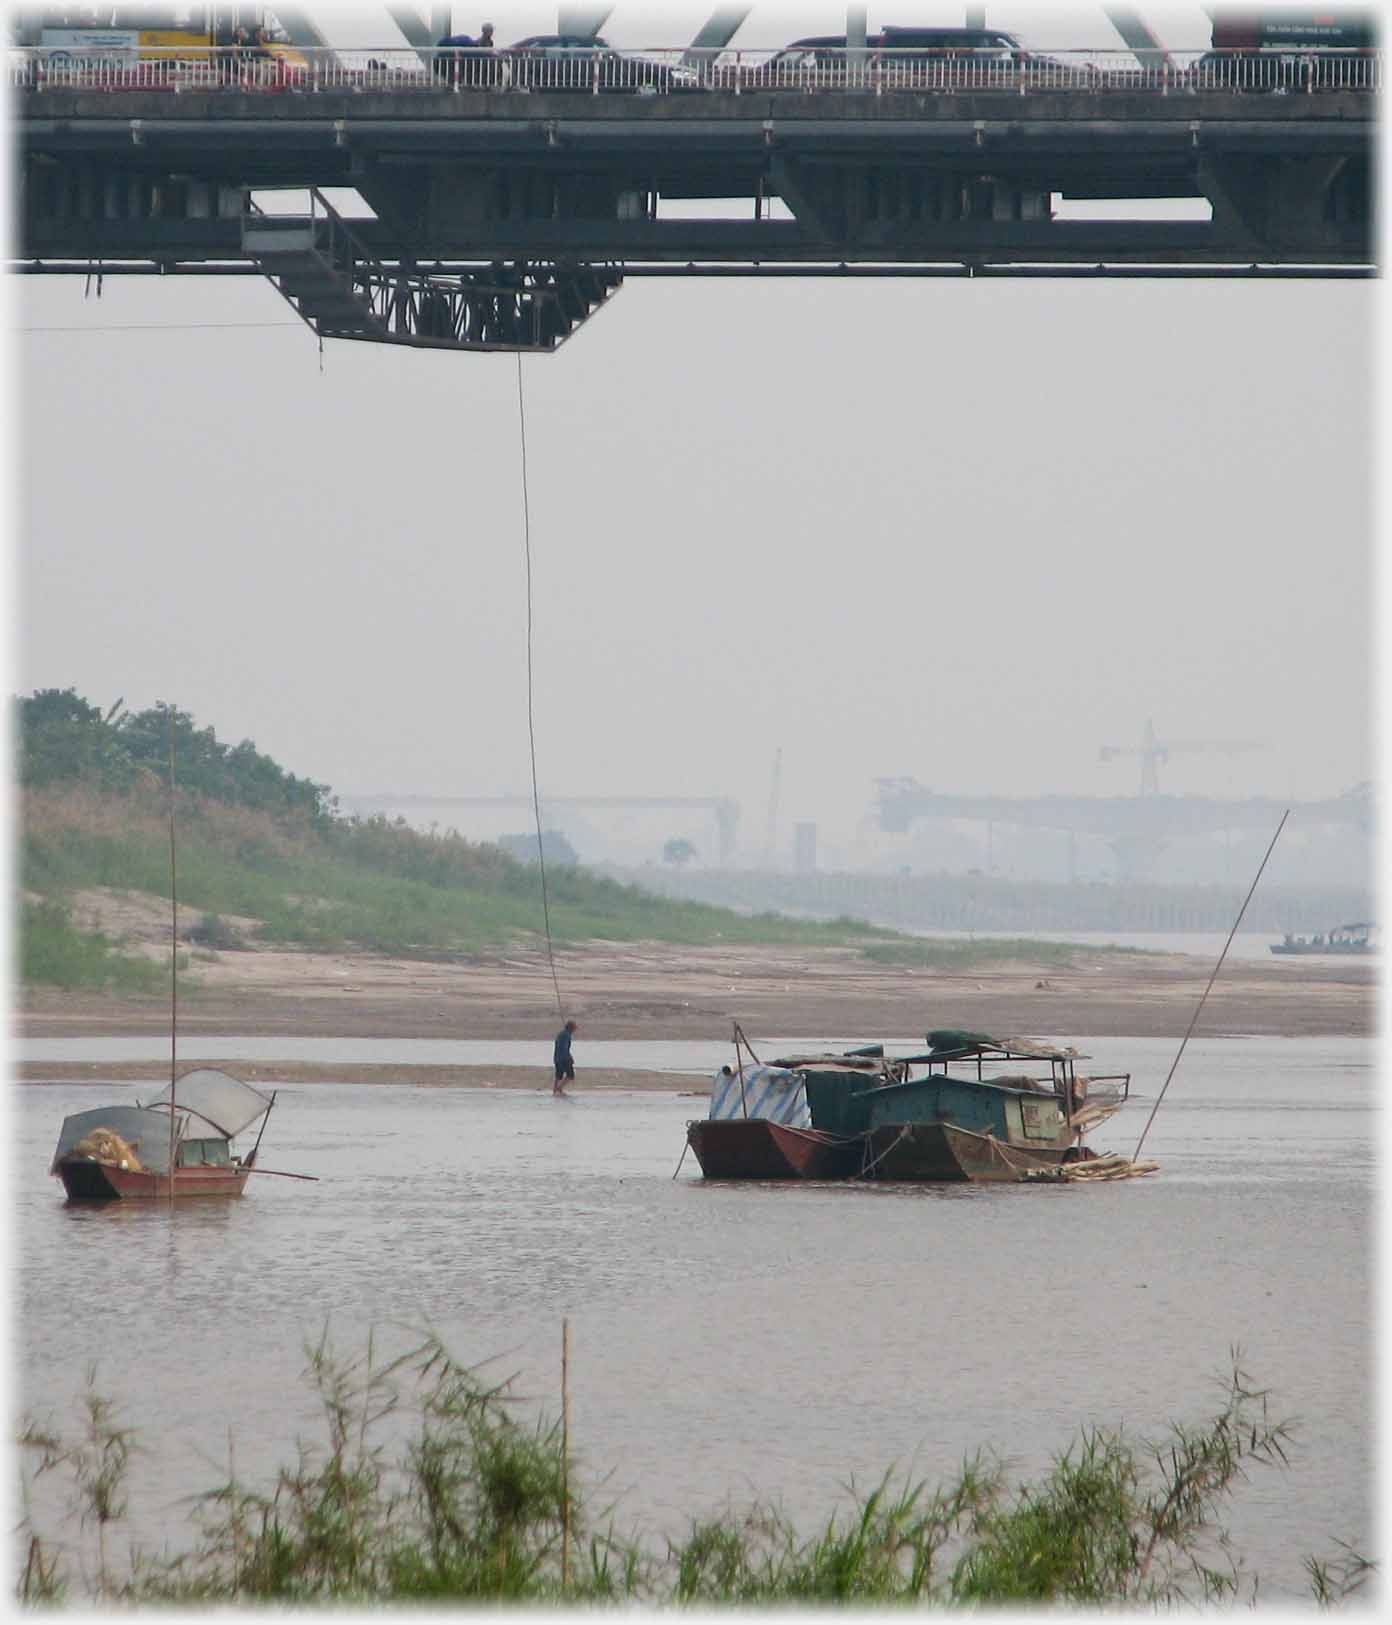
[516,354,564,1020]
[852,1125,911,1181]
[931,1123,1161,1184]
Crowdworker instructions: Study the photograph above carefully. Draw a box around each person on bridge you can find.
[435,28,474,84]
[472,22,497,87]
[553,1019,578,1096]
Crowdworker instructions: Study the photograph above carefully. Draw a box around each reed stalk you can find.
[12,1339,1369,1609]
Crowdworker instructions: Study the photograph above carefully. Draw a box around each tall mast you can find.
[167,708,178,1203]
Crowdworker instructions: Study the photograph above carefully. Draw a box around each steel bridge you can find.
[11,32,1378,352]
[873,780,1374,877]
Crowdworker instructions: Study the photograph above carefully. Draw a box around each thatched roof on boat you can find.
[52,1106,175,1174]
[769,1053,886,1071]
[927,1029,1085,1061]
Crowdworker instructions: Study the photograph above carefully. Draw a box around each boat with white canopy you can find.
[51,1068,276,1200]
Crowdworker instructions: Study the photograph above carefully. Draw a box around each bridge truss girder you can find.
[344,258,623,350]
[15,94,1377,277]
[245,193,623,349]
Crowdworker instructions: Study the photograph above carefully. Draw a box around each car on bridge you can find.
[500,35,701,94]
[710,27,1086,94]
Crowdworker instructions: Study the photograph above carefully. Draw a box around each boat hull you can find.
[56,1160,252,1201]
[861,1122,1075,1183]
[686,1119,861,1180]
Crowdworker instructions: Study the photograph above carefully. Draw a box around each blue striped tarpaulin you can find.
[708,1065,810,1126]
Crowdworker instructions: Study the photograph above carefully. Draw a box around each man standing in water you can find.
[553,1020,577,1096]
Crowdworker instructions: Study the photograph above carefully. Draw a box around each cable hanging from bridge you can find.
[516,352,564,1020]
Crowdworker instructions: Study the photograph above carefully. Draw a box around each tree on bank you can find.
[15,687,333,823]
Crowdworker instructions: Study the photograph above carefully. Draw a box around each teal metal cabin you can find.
[861,1074,1069,1147]
[799,1068,878,1137]
[799,1033,1131,1181]
[803,1067,1069,1147]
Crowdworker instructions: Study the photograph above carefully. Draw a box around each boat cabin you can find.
[798,1031,1130,1148]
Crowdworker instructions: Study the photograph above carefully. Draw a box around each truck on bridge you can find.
[11,4,1378,354]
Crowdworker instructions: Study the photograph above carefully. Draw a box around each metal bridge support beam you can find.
[714,801,739,865]
[1200,153,1366,253]
[1270,155,1354,239]
[556,6,612,40]
[386,3,442,68]
[264,4,340,66]
[768,155,843,241]
[1199,155,1273,249]
[1103,5,1171,72]
[681,6,752,70]
[245,190,623,351]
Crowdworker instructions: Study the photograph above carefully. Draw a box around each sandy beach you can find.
[16,908,1376,1088]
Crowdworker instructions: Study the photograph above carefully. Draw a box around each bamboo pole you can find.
[167,710,178,1204]
[1131,809,1288,1163]
[561,1318,571,1592]
[733,1020,762,1066]
[733,1020,748,1119]
[247,1090,277,1169]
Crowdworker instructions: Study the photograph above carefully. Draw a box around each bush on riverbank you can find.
[15,1335,1371,1607]
[17,899,164,994]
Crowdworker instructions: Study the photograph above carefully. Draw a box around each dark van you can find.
[878,25,1049,86]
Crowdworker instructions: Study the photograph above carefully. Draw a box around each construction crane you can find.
[765,745,783,866]
[1099,719,1266,797]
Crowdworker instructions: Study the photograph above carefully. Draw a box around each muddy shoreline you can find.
[15,938,1375,1088]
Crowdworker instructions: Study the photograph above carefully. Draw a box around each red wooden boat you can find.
[51,1068,276,1201]
[685,1117,862,1180]
[684,1050,868,1179]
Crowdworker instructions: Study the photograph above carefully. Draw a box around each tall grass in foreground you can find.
[15,1334,1372,1607]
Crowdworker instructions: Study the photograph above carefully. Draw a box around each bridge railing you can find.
[8,44,1382,97]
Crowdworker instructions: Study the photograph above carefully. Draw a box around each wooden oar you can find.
[242,1167,319,1181]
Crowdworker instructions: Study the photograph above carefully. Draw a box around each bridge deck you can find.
[15,79,1378,271]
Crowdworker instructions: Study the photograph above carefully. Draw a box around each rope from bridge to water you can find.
[516,353,564,1020]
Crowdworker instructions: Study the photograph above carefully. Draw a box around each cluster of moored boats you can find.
[50,1029,1154,1202]
[685,1029,1149,1184]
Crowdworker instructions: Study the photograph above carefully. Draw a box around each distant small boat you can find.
[1270,921,1376,956]
[51,1068,276,1201]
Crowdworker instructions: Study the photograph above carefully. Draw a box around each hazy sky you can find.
[11,3,1378,858]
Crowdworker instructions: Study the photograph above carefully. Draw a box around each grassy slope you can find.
[18,785,1158,991]
[17,783,896,967]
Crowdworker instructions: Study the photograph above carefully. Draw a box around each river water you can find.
[13,1034,1376,1600]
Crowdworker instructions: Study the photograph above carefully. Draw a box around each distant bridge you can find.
[874,780,1374,876]
[344,792,740,861]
